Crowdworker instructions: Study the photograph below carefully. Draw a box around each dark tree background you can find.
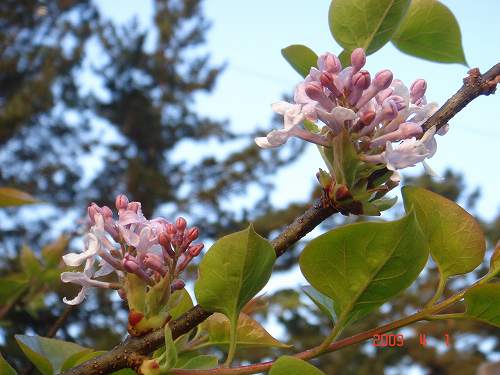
[0,1,498,374]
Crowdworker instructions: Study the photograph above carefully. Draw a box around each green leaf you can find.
[161,326,177,371]
[392,0,466,64]
[196,312,289,350]
[0,187,39,207]
[178,355,218,370]
[20,246,42,277]
[332,128,364,188]
[269,356,325,375]
[300,212,427,328]
[302,286,337,323]
[0,273,29,305]
[464,284,500,328]
[338,49,350,68]
[169,288,194,320]
[15,335,90,375]
[0,353,17,375]
[490,241,500,275]
[42,235,69,267]
[329,0,411,54]
[281,45,318,78]
[61,350,103,371]
[402,186,485,278]
[195,225,275,360]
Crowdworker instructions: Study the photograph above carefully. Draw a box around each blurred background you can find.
[0,1,498,374]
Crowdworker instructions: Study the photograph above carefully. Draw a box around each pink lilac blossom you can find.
[60,195,203,305]
[255,48,447,173]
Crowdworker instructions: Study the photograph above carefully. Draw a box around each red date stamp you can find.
[372,333,450,347]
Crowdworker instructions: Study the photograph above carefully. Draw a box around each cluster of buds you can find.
[61,194,203,334]
[256,48,448,215]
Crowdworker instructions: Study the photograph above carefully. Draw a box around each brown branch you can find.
[47,305,75,338]
[61,62,500,375]
[422,63,500,133]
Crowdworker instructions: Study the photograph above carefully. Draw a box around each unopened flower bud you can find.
[376,88,393,104]
[187,227,199,242]
[127,202,141,213]
[166,223,176,237]
[373,70,393,90]
[360,111,376,125]
[123,257,140,273]
[320,72,342,97]
[351,48,366,72]
[318,52,341,74]
[189,243,204,257]
[159,232,175,258]
[115,194,129,210]
[410,79,427,103]
[381,99,399,121]
[101,206,113,218]
[305,82,324,101]
[352,70,371,89]
[144,254,167,277]
[171,279,185,292]
[175,217,187,231]
[387,95,406,111]
[87,203,100,224]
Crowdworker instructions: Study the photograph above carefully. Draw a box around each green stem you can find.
[223,317,238,367]
[314,322,344,354]
[426,313,467,320]
[425,273,446,308]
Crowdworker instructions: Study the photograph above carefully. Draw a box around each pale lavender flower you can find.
[256,48,445,174]
[61,257,113,305]
[61,195,204,305]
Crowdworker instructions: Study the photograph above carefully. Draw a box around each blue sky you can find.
[97,0,500,219]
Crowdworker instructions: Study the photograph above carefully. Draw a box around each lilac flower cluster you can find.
[61,195,203,305]
[256,48,447,175]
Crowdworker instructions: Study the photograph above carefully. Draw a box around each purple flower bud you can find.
[381,99,399,121]
[101,206,113,219]
[144,254,167,277]
[158,232,175,258]
[115,194,129,210]
[189,243,204,257]
[123,255,153,285]
[351,48,366,72]
[171,279,185,292]
[386,95,406,111]
[127,202,141,213]
[373,70,393,90]
[175,217,187,231]
[318,52,341,74]
[376,88,393,104]
[352,70,371,89]
[410,79,427,104]
[187,227,199,242]
[305,82,334,111]
[320,72,342,97]
[88,203,100,224]
[166,223,176,237]
[305,82,324,101]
